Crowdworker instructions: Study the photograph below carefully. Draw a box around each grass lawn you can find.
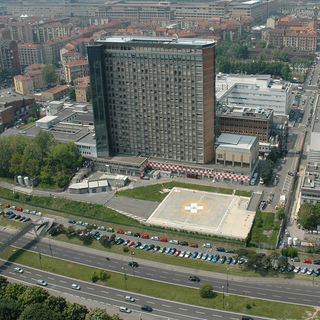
[0,177,15,184]
[0,216,23,229]
[36,182,61,190]
[20,122,35,130]
[0,246,315,320]
[249,211,280,247]
[117,182,251,202]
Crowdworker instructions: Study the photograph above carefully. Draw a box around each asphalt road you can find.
[0,230,319,310]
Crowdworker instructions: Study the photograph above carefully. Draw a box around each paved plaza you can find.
[146,187,256,239]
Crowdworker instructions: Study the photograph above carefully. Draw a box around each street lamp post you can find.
[122,265,127,290]
[222,285,225,309]
[131,251,135,277]
[227,267,230,294]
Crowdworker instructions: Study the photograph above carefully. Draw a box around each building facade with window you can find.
[88,36,216,164]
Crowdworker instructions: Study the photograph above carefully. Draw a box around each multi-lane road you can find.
[0,230,319,315]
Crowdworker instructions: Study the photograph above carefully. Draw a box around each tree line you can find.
[0,131,83,188]
[0,276,121,320]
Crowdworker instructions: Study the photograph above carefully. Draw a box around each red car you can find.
[127,240,135,247]
[117,229,124,234]
[159,237,168,242]
[141,234,149,239]
[16,207,23,212]
[174,250,181,257]
[189,243,198,248]
[5,204,10,208]
[303,259,312,264]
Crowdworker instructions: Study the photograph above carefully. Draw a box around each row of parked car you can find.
[5,211,31,223]
[5,205,42,216]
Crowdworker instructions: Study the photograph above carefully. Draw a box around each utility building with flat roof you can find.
[88,36,216,165]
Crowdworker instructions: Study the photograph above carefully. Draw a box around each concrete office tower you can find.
[88,36,216,164]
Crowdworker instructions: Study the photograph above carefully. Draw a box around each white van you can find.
[250,178,256,186]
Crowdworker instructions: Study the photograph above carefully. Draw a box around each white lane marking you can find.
[195,311,205,314]
[257,293,266,296]
[179,308,187,311]
[87,287,94,290]
[48,277,55,280]
[159,276,167,279]
[273,295,281,298]
[146,301,155,304]
[162,304,171,308]
[172,278,180,281]
[213,314,222,317]
[101,290,109,294]
[116,294,123,297]
[59,280,66,283]
[85,260,91,263]
[74,257,80,260]
[288,297,296,300]
[303,299,311,302]
[97,262,103,265]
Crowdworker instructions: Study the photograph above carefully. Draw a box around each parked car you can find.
[232,258,238,265]
[98,226,106,231]
[5,204,10,208]
[133,233,140,237]
[141,234,149,239]
[196,252,202,259]
[174,250,181,257]
[117,229,124,234]
[213,254,220,262]
[159,246,166,253]
[151,236,159,241]
[18,216,25,221]
[301,267,308,274]
[164,247,172,254]
[152,246,160,252]
[287,265,294,272]
[303,259,312,264]
[16,207,23,212]
[169,248,176,255]
[191,251,198,258]
[207,254,213,261]
[216,247,225,252]
[140,243,148,250]
[146,244,155,251]
[14,215,21,220]
[180,241,188,246]
[169,239,179,245]
[76,221,83,225]
[107,228,114,232]
[23,218,30,222]
[125,231,133,236]
[30,211,37,215]
[184,251,191,258]
[201,253,208,260]
[220,256,226,264]
[314,269,320,277]
[293,266,301,273]
[123,239,130,246]
[226,248,235,253]
[159,237,167,242]
[313,260,320,265]
[179,251,186,258]
[226,257,233,264]
[133,241,141,248]
[307,268,314,276]
[10,206,16,210]
[8,213,16,219]
[127,240,135,247]
[189,243,198,248]
[23,209,30,214]
[68,219,76,224]
[203,243,211,248]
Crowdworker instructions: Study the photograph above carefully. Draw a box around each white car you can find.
[307,268,314,276]
[71,284,81,290]
[119,306,131,313]
[196,253,202,259]
[293,266,301,273]
[301,267,308,274]
[10,206,16,210]
[125,295,135,302]
[179,251,186,258]
[14,267,23,273]
[37,279,47,286]
[23,209,30,214]
[184,251,191,258]
[36,212,42,216]
[151,236,159,241]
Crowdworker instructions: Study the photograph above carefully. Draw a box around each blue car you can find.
[212,254,220,262]
[9,213,16,219]
[191,251,198,258]
[207,254,213,261]
[68,219,76,224]
[170,248,176,255]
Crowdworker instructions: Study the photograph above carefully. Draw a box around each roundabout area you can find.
[146,187,256,240]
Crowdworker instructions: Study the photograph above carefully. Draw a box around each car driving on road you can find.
[189,276,200,282]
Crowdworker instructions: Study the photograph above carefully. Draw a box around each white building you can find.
[216,74,293,116]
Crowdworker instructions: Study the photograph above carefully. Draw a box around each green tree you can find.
[259,52,267,61]
[199,283,214,298]
[271,50,280,61]
[52,59,59,68]
[277,256,288,267]
[63,302,88,320]
[281,64,291,80]
[261,159,274,183]
[18,286,49,305]
[100,235,111,247]
[39,166,54,185]
[9,152,24,176]
[268,147,279,163]
[246,252,263,271]
[5,282,26,300]
[0,276,8,294]
[277,207,286,220]
[0,137,14,177]
[34,131,55,161]
[267,44,275,49]
[42,65,58,87]
[28,116,35,123]
[18,303,63,320]
[0,299,22,320]
[256,41,267,48]
[44,295,67,314]
[279,51,289,62]
[85,307,112,320]
[69,87,76,100]
[66,226,76,239]
[298,203,320,229]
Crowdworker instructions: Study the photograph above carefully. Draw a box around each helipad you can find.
[146,187,256,240]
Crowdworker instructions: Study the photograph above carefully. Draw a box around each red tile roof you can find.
[14,75,32,81]
[74,76,90,82]
[46,85,68,94]
[18,43,42,49]
[25,63,47,70]
[75,83,90,88]
[28,70,42,76]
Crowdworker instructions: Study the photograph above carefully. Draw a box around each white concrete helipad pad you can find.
[146,187,256,240]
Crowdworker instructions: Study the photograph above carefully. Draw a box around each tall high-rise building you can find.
[88,36,216,164]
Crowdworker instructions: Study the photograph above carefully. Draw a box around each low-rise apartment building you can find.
[18,43,45,68]
[64,59,89,83]
[14,75,34,95]
[75,83,90,103]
